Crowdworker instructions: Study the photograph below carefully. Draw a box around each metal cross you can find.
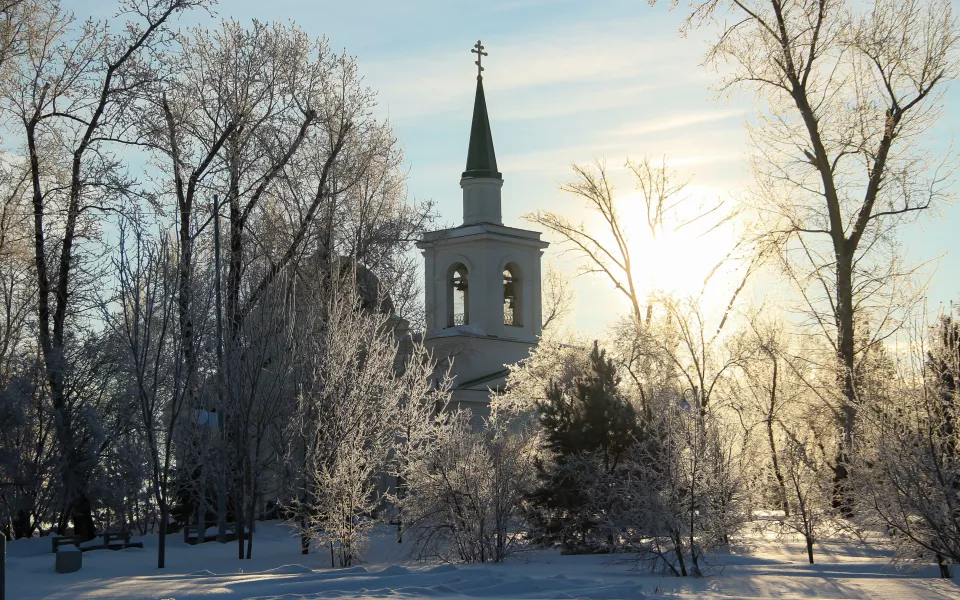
[471,40,487,78]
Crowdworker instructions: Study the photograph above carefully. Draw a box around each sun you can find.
[586,185,743,312]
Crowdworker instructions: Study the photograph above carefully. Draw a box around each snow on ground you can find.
[7,521,959,599]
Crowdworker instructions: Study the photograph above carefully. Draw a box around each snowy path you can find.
[7,523,958,599]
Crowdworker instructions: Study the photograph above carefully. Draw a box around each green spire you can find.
[463,42,501,180]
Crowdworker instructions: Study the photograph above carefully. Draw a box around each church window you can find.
[448,264,469,327]
[503,264,521,326]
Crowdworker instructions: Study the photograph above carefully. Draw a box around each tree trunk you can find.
[236,490,245,560]
[936,553,951,578]
[226,190,243,338]
[673,533,687,576]
[28,108,95,544]
[301,519,309,555]
[833,251,857,515]
[245,488,255,559]
[768,426,789,517]
[157,504,168,569]
[69,496,95,541]
[177,194,197,405]
[763,350,789,516]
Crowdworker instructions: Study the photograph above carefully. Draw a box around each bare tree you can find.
[103,225,210,567]
[540,259,575,332]
[221,270,301,560]
[526,156,719,327]
[193,20,379,337]
[663,0,959,496]
[626,155,695,240]
[1,0,207,540]
[725,315,800,516]
[629,295,748,414]
[525,161,645,323]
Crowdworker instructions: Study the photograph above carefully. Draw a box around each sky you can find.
[72,0,960,334]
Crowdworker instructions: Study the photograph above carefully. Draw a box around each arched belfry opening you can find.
[448,263,469,327]
[503,263,521,327]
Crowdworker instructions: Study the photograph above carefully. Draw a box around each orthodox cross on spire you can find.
[471,40,487,79]
[462,39,500,180]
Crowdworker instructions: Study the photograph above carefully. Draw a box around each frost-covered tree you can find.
[594,396,747,576]
[0,0,209,540]
[289,276,446,567]
[496,332,591,421]
[0,362,58,539]
[726,312,841,564]
[778,428,835,564]
[853,314,960,577]
[0,151,55,539]
[658,0,960,499]
[140,18,431,561]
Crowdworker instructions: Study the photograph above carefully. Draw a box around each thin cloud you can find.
[612,109,745,137]
[364,24,706,121]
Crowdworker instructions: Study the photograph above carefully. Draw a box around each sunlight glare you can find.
[585,185,743,315]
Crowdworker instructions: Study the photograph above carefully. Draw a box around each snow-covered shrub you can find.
[593,399,748,576]
[399,410,535,563]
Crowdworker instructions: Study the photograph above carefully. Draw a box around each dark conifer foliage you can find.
[526,342,639,552]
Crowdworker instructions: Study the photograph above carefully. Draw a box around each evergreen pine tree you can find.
[526,342,639,552]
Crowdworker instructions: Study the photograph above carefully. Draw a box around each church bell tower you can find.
[418,41,549,418]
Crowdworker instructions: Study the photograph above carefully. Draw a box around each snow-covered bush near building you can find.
[398,410,535,563]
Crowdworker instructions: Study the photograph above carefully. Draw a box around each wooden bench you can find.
[52,531,142,553]
[51,535,82,553]
[184,523,239,545]
[102,531,142,549]
[79,531,143,552]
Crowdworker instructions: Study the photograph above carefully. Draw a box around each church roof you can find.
[456,368,510,390]
[462,75,502,180]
